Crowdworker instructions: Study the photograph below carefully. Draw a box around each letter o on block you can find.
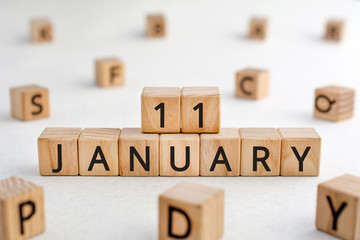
[159,182,224,240]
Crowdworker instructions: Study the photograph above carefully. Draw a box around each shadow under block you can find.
[38,128,82,176]
[119,128,159,176]
[235,68,269,100]
[316,174,360,240]
[141,87,181,133]
[10,85,50,121]
[160,134,199,176]
[314,85,355,122]
[147,15,166,37]
[79,128,121,176]
[200,128,240,176]
[248,17,267,40]
[181,87,220,133]
[0,177,45,240]
[278,128,321,176]
[159,182,224,240]
[325,20,345,42]
[239,128,281,176]
[95,58,125,87]
[30,19,53,43]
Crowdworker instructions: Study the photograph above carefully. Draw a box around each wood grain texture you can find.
[235,68,269,100]
[30,19,53,43]
[248,17,267,40]
[200,128,241,176]
[10,85,50,121]
[79,128,121,176]
[160,134,199,176]
[141,87,181,133]
[316,174,360,240]
[95,58,125,87]
[0,177,45,240]
[314,85,355,122]
[147,15,166,37]
[159,182,224,240]
[324,20,345,42]
[119,128,159,176]
[181,87,220,133]
[38,128,82,176]
[239,128,281,176]
[278,128,321,176]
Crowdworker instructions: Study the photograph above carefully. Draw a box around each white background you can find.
[0,0,360,239]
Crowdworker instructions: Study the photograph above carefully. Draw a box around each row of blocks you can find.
[1,174,360,240]
[38,127,321,176]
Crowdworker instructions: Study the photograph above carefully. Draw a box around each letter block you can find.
[159,182,224,240]
[95,58,125,87]
[0,177,45,240]
[200,128,241,176]
[181,87,220,133]
[248,17,267,40]
[278,128,321,176]
[119,128,159,176]
[314,85,355,122]
[160,134,199,176]
[141,87,181,133]
[30,19,53,43]
[239,128,281,176]
[147,14,166,37]
[10,85,50,121]
[38,128,82,176]
[79,128,121,176]
[316,174,360,240]
[325,20,345,42]
[235,68,269,100]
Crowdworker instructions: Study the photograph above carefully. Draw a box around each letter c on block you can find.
[240,77,253,96]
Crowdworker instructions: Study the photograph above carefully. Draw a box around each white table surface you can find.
[0,0,359,239]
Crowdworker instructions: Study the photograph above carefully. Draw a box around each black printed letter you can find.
[170,146,190,171]
[31,94,43,115]
[19,201,36,235]
[52,144,63,173]
[88,146,110,171]
[327,196,347,231]
[253,146,271,171]
[291,146,311,172]
[168,206,191,238]
[130,146,150,171]
[210,146,232,171]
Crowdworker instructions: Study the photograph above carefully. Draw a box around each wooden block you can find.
[235,68,269,100]
[38,128,82,176]
[119,128,159,176]
[200,128,241,176]
[95,58,125,87]
[325,20,345,42]
[316,174,360,240]
[239,128,281,176]
[248,17,267,40]
[181,87,220,133]
[0,177,45,240]
[147,14,166,37]
[30,19,53,43]
[79,128,121,176]
[159,182,224,240]
[141,87,181,133]
[10,84,50,121]
[160,134,199,176]
[278,128,321,176]
[314,85,355,122]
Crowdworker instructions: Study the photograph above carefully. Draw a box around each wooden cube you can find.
[141,87,181,133]
[278,128,321,176]
[239,128,281,176]
[30,19,53,43]
[119,128,159,176]
[147,14,166,37]
[314,85,355,122]
[0,177,45,240]
[235,68,269,100]
[10,84,50,121]
[159,182,224,240]
[316,174,360,240]
[38,128,82,176]
[181,87,220,133]
[79,128,121,176]
[200,128,241,176]
[248,17,267,40]
[325,20,345,42]
[95,58,125,87]
[160,134,199,176]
